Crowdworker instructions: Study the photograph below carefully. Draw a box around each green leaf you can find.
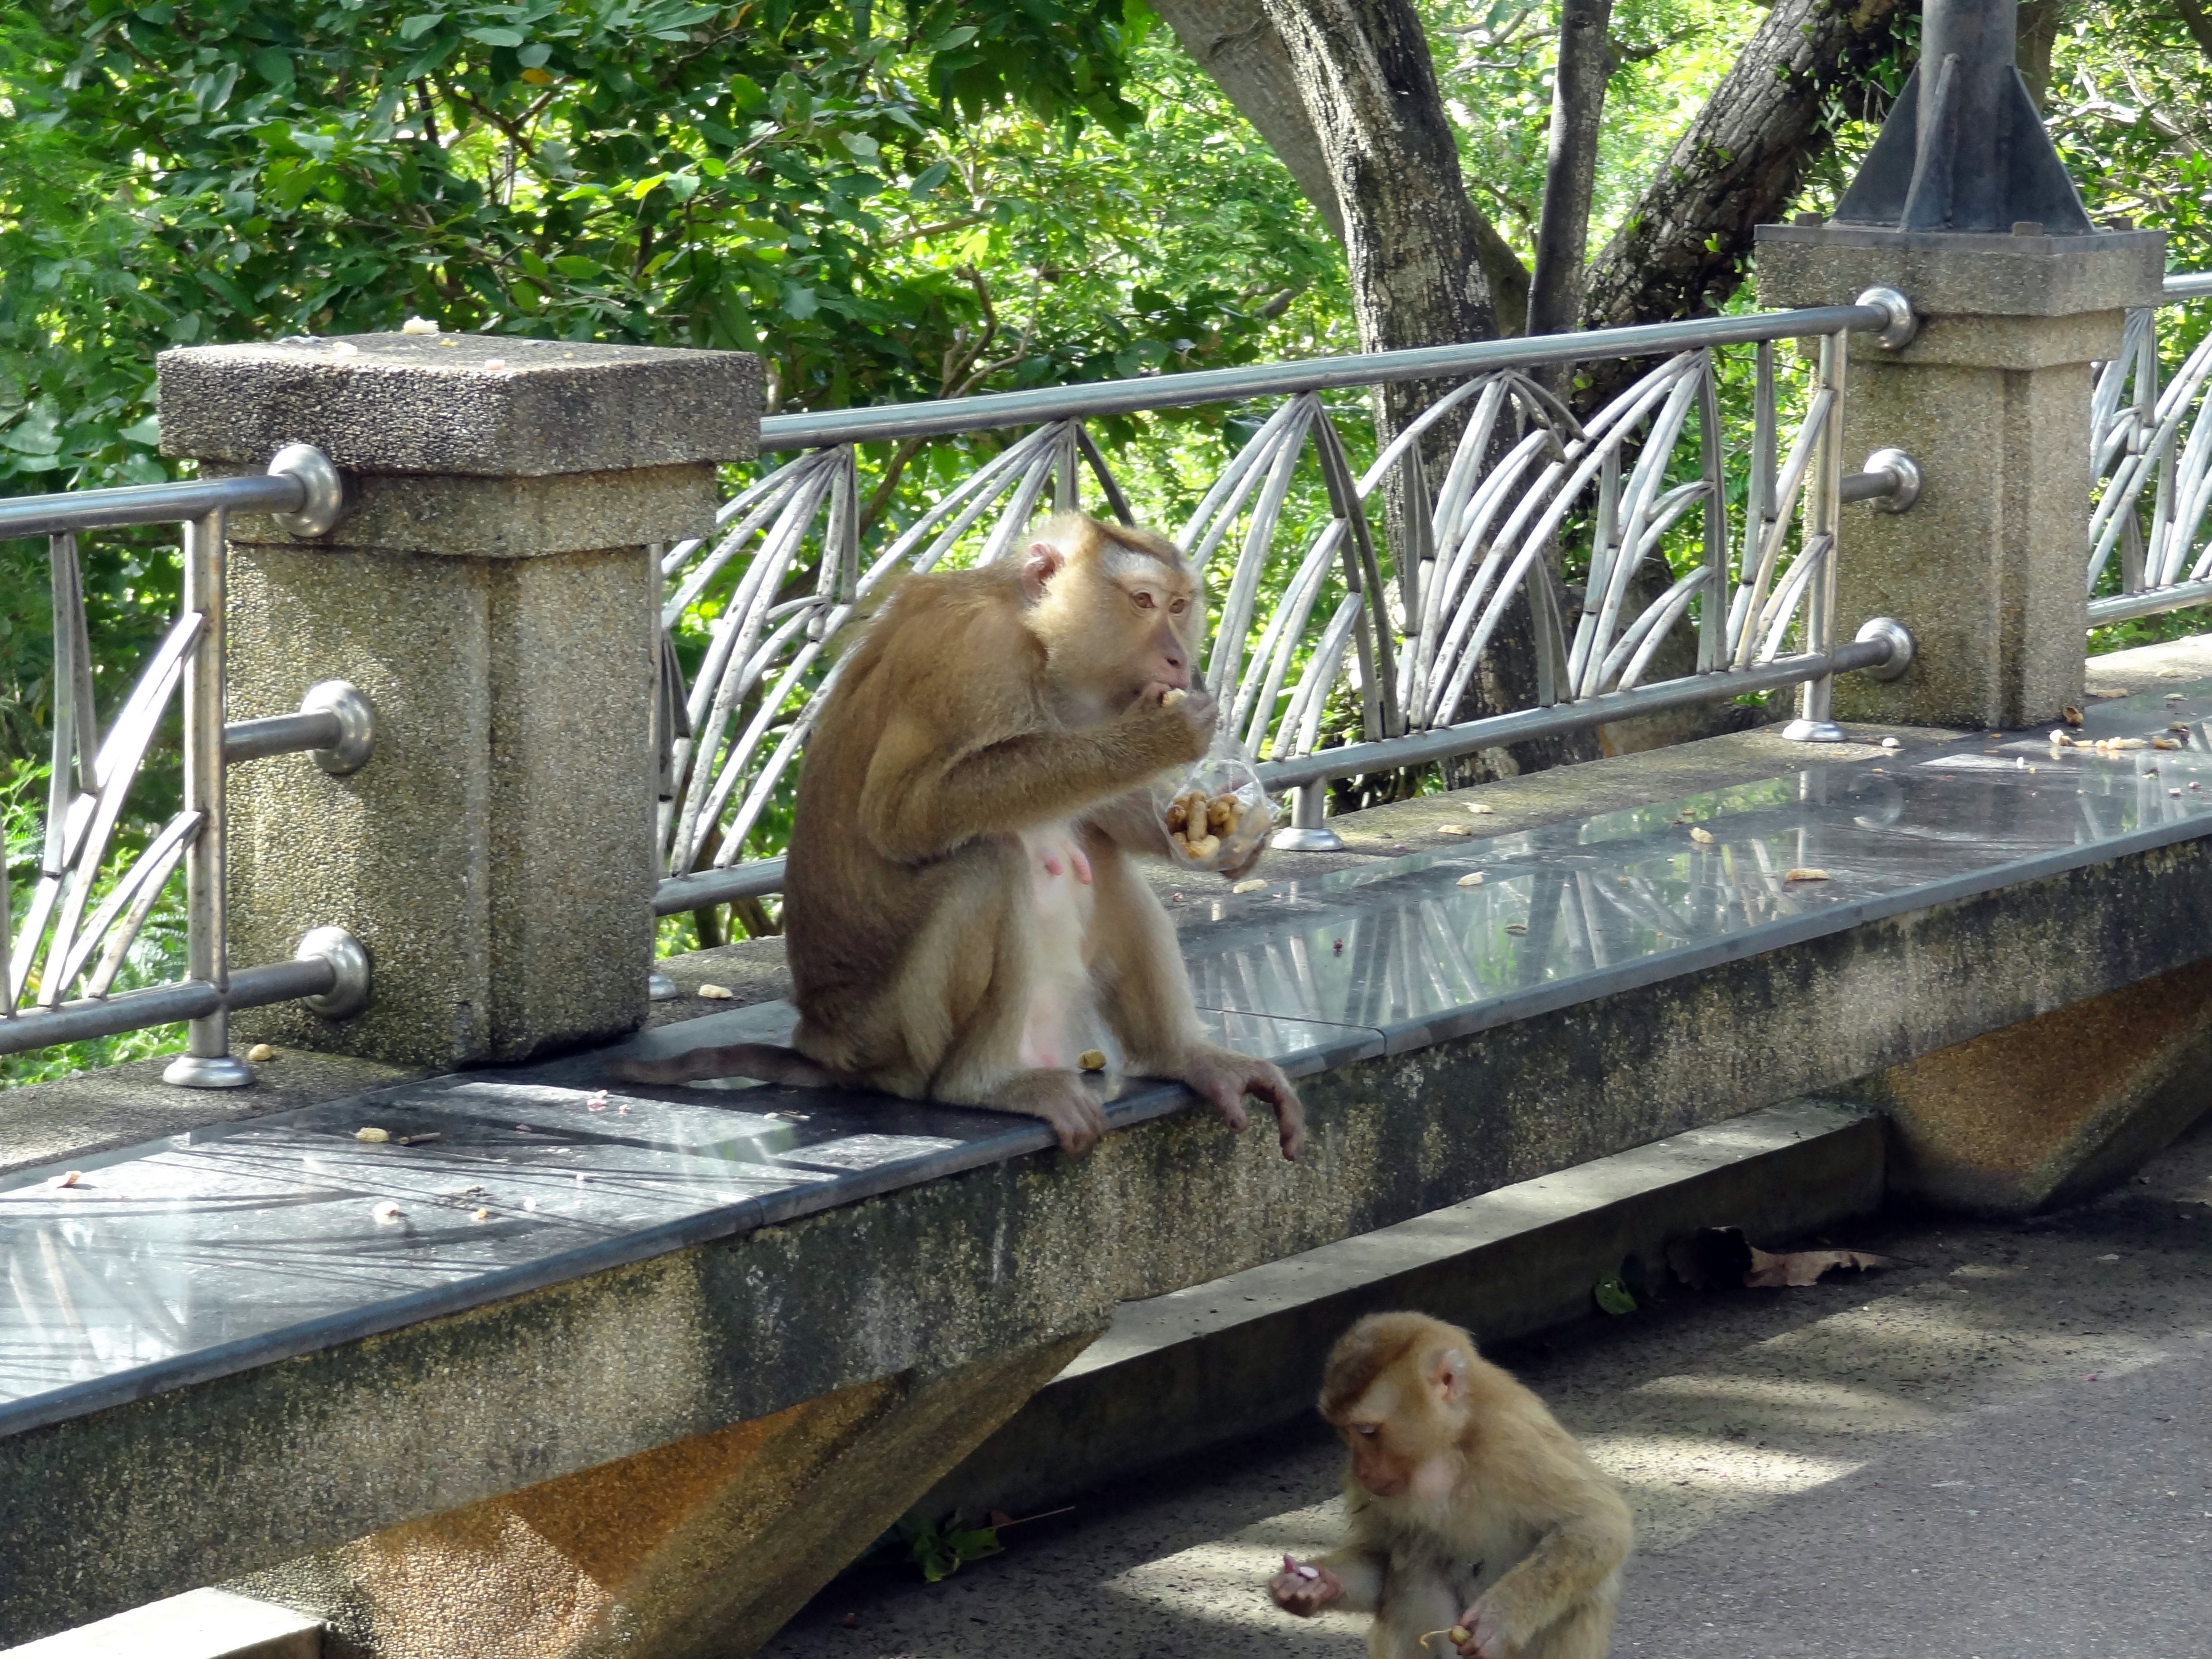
[907,160,950,197]
[551,255,602,278]
[517,42,551,68]
[398,12,445,40]
[1593,1272,1636,1317]
[120,415,161,446]
[1,410,62,456]
[251,47,294,91]
[782,284,819,320]
[466,26,526,48]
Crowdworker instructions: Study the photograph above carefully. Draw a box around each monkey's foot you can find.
[986,1068,1109,1156]
[1178,1046,1304,1161]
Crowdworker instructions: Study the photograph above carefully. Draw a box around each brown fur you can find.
[1272,1313,1632,1659]
[615,513,1304,1159]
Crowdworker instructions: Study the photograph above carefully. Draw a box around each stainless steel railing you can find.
[0,446,371,1079]
[655,292,1921,912]
[2089,273,2212,626]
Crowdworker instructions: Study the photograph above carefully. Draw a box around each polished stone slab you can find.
[1181,694,2212,1052]
[6,685,2212,1439]
[0,1005,1372,1436]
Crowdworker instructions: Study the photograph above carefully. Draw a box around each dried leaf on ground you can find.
[1668,1226,1894,1290]
[1783,867,1829,882]
[2063,705,2085,726]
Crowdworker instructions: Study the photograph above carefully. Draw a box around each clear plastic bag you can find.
[1158,728,1274,873]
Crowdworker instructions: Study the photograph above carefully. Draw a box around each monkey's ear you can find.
[1431,1347,1468,1406]
[1021,541,1064,604]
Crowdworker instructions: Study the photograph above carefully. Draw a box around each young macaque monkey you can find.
[1271,1313,1632,1658]
[612,511,1303,1161]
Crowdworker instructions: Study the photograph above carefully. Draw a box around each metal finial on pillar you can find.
[1833,0,2093,235]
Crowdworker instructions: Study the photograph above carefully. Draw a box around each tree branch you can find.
[1526,0,1613,342]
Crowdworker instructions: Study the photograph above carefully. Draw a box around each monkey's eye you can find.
[1131,590,1156,611]
[1169,597,1189,616]
[1350,1423,1380,1439]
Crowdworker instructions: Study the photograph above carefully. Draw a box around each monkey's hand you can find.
[1455,1596,1523,1659]
[1269,1555,1343,1617]
[1141,680,1220,755]
[1180,1045,1305,1161]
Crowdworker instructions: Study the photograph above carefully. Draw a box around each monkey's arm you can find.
[1308,1546,1383,1614]
[862,704,1200,864]
[1462,1479,1631,1654]
[1082,786,1177,856]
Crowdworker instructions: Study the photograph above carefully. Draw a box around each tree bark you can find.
[1256,0,1586,777]
[1163,0,1534,332]
[1527,0,1615,342]
[2173,0,2212,62]
[1580,0,1912,342]
[1148,0,1346,241]
[1254,0,1496,359]
[2015,1,2068,108]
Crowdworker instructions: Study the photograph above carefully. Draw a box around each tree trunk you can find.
[2171,0,2212,62]
[1251,0,1496,357]
[1257,0,1585,778]
[2015,1,2068,108]
[1148,0,1346,241]
[1580,0,1912,345]
[1164,0,1533,331]
[1527,0,1615,342]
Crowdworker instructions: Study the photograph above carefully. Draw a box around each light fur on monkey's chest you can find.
[1015,819,1100,1070]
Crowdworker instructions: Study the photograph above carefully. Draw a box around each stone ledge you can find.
[12,821,2212,1642]
[0,1587,320,1659]
[158,335,761,478]
[0,1048,429,1183]
[1756,223,2166,318]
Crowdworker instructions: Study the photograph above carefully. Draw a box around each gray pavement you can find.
[760,1113,2212,1659]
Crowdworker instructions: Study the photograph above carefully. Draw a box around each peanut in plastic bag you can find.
[1158,731,1274,873]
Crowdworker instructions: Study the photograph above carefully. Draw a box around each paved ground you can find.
[761,1114,2212,1659]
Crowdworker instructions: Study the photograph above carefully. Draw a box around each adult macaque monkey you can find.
[1271,1313,1631,1658]
[614,512,1304,1161]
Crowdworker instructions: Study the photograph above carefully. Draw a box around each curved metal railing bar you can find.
[0,458,368,1071]
[661,303,1895,912]
[2089,273,2212,625]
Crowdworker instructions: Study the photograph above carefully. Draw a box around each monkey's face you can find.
[1332,1381,1456,1497]
[1032,554,1199,718]
[1327,1343,1472,1499]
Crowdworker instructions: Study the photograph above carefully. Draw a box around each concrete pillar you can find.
[155,335,760,1068]
[1756,225,2165,730]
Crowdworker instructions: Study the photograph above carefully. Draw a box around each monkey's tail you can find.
[606,1042,844,1090]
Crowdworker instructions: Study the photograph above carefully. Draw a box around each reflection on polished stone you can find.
[8,686,2212,1434]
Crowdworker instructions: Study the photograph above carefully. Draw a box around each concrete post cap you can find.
[156,332,762,478]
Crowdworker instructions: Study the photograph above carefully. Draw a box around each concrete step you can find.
[923,1097,1886,1521]
[0,1589,319,1659]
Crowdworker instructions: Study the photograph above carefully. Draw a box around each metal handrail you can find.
[0,472,305,541]
[1,447,364,1080]
[659,297,1921,912]
[2088,272,2212,625]
[757,302,1897,451]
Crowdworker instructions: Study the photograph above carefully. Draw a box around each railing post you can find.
[1754,0,2167,731]
[156,335,761,1068]
[162,507,250,1087]
[1782,331,1849,744]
